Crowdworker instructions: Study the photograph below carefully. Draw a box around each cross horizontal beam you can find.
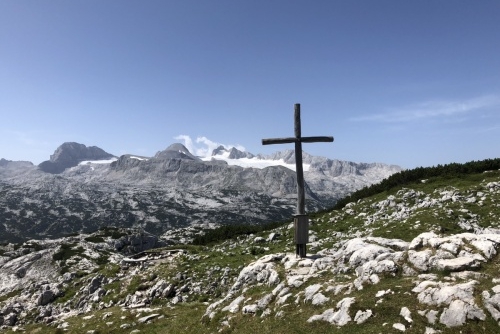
[262,136,333,145]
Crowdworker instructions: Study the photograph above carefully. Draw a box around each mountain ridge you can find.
[0,141,402,243]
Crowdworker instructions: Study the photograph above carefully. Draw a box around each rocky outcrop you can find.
[112,231,166,254]
[203,228,500,331]
[201,176,500,331]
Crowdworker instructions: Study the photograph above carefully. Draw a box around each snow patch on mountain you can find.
[130,156,149,161]
[201,150,310,172]
[78,158,118,165]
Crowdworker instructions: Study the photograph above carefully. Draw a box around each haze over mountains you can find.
[0,142,402,243]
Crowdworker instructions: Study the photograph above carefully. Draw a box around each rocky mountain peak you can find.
[211,145,254,159]
[212,145,227,156]
[38,142,115,174]
[154,143,200,161]
[228,147,254,159]
[266,149,316,164]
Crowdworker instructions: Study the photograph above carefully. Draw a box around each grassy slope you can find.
[4,169,500,334]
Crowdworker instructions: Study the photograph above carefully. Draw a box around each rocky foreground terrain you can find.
[1,167,500,333]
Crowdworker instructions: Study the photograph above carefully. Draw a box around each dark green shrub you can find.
[192,220,286,245]
[333,158,500,210]
[52,243,82,262]
[84,236,105,243]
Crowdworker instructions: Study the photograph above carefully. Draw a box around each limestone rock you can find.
[257,293,274,310]
[221,296,245,313]
[137,313,159,323]
[242,304,258,314]
[354,309,372,324]
[413,280,478,306]
[393,323,406,331]
[436,257,480,272]
[400,306,412,323]
[37,290,55,306]
[311,293,329,306]
[304,284,322,302]
[482,290,500,321]
[439,299,485,327]
[307,297,355,326]
[408,249,432,271]
[3,312,17,326]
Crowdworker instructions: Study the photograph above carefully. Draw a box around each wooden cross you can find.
[262,103,333,257]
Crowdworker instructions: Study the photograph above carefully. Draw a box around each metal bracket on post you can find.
[294,214,309,258]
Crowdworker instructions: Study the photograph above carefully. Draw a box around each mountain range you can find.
[0,142,402,243]
[1,162,499,332]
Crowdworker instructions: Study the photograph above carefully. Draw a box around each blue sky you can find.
[1,1,499,168]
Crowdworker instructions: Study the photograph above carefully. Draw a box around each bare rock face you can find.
[211,146,254,159]
[38,142,115,174]
[228,147,254,159]
[113,231,165,254]
[37,290,56,306]
[0,248,59,296]
[3,312,17,326]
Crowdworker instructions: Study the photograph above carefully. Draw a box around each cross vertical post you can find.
[294,104,305,215]
[262,103,334,258]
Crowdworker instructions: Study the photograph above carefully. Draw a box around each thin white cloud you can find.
[173,135,305,171]
[174,135,246,158]
[195,136,222,158]
[350,95,500,123]
[173,135,195,154]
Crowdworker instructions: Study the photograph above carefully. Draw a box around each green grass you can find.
[310,171,500,243]
[0,289,21,303]
[54,272,87,305]
[52,243,82,261]
[3,169,500,334]
[100,263,121,278]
